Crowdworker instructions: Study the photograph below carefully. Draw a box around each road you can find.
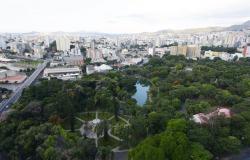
[0,60,48,113]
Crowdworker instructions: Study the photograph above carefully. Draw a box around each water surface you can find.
[132,82,149,106]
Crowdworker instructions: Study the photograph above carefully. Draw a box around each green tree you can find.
[190,143,213,160]
[85,58,92,65]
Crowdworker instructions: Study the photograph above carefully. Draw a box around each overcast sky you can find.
[1,0,250,33]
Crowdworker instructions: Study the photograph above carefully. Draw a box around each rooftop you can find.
[44,67,81,74]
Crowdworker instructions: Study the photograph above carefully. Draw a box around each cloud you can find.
[0,0,250,33]
[114,14,158,24]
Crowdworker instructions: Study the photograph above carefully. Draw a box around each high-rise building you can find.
[116,38,120,48]
[155,37,162,47]
[170,46,178,56]
[56,36,70,51]
[243,45,250,57]
[148,47,155,56]
[87,40,103,62]
[187,45,201,59]
[170,45,200,58]
[91,40,95,50]
[170,46,187,56]
[87,49,103,62]
[0,36,6,49]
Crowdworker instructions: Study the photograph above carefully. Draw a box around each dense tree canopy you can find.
[0,55,250,159]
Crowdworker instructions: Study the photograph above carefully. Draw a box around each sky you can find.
[1,0,250,33]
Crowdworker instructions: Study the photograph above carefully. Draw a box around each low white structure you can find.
[89,118,101,125]
[203,51,243,61]
[86,64,112,75]
[121,58,143,66]
[231,53,244,60]
[193,113,208,124]
[95,64,112,72]
[86,65,95,75]
[148,48,155,56]
[0,57,14,62]
[43,67,82,80]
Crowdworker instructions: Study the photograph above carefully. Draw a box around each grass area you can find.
[109,117,128,126]
[64,111,130,143]
[14,60,42,68]
[99,136,120,147]
[77,112,96,121]
[109,117,127,126]
[110,124,128,137]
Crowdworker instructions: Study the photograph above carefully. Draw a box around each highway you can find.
[0,60,48,113]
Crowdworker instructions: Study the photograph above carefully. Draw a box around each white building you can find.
[121,58,143,66]
[43,67,82,80]
[231,53,244,60]
[0,36,6,49]
[86,64,112,75]
[148,47,155,56]
[33,45,45,59]
[203,50,243,61]
[69,48,81,56]
[94,64,112,72]
[0,54,15,62]
[56,36,70,51]
[121,49,129,55]
[155,37,162,47]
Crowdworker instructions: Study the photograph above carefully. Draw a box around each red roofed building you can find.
[192,107,231,124]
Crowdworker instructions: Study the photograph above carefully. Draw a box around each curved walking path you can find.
[118,116,130,126]
[108,128,123,141]
[107,116,131,142]
[75,117,85,123]
[75,112,130,142]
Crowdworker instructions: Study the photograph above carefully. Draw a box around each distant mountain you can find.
[169,27,224,34]
[134,21,250,36]
[75,31,119,37]
[226,20,250,31]
[134,27,225,37]
[5,20,249,37]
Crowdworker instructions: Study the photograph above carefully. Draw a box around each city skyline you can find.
[1,0,250,34]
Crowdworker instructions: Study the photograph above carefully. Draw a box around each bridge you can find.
[0,60,48,113]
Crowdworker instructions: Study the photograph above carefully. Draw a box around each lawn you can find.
[14,60,42,68]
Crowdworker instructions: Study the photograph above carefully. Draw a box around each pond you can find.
[132,82,150,106]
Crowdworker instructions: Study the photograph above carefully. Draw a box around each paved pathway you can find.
[112,147,129,160]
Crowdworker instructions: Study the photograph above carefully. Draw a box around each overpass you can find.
[0,60,48,113]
